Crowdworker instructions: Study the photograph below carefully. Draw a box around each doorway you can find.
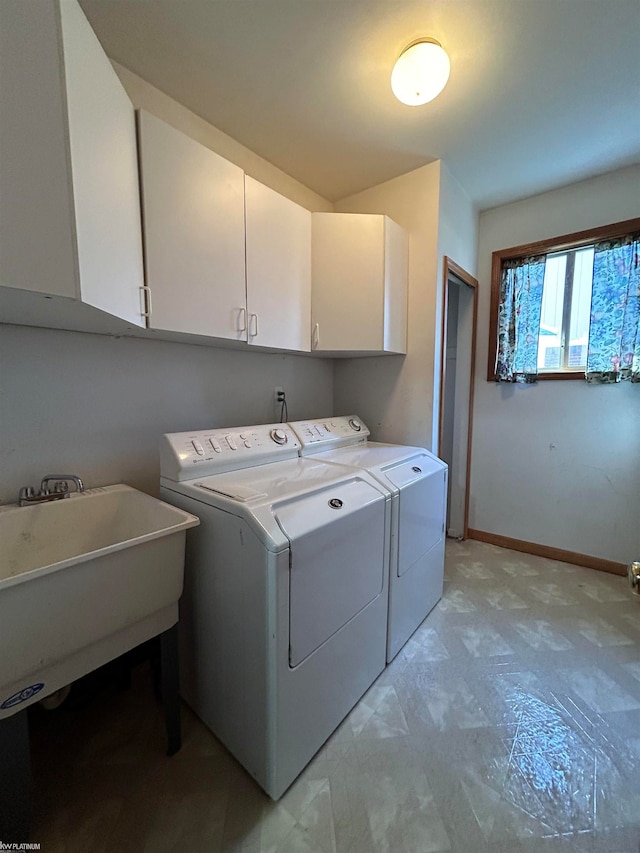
[438,257,478,539]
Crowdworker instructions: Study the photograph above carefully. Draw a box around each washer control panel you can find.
[270,428,288,445]
[161,423,300,481]
[289,415,369,454]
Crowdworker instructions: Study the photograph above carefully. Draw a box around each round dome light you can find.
[391,39,450,106]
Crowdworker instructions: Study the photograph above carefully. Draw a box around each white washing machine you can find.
[289,416,447,662]
[159,422,390,799]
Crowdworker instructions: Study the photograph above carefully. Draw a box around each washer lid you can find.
[194,479,268,502]
[193,457,371,505]
[172,457,389,553]
[274,478,384,540]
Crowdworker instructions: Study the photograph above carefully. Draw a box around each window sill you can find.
[486,370,585,381]
[536,371,584,380]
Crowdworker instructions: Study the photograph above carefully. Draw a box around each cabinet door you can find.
[245,177,311,351]
[60,0,145,326]
[0,0,144,328]
[383,217,409,353]
[0,0,76,298]
[311,213,385,352]
[138,111,247,339]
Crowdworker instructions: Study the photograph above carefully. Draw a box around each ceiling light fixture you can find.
[391,38,450,106]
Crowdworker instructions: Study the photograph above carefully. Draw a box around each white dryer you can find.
[289,416,447,662]
[159,422,390,799]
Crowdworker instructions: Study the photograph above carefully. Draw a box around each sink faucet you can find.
[19,474,84,507]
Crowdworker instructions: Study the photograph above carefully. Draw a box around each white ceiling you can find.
[79,0,640,210]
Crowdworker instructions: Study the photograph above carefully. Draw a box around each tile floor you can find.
[28,540,640,852]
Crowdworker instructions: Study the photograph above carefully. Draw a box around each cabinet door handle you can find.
[140,286,152,320]
[250,313,258,337]
[312,322,320,350]
[237,307,247,332]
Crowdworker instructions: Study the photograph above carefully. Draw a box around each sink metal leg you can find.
[0,709,31,843]
[160,623,181,756]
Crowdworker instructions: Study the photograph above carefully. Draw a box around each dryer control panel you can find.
[289,416,370,455]
[160,423,301,481]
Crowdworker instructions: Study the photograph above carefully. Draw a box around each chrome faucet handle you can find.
[40,474,84,494]
[18,485,40,506]
[629,562,640,596]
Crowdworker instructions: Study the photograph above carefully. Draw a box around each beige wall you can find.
[333,161,478,452]
[333,162,441,447]
[470,165,640,564]
[435,163,479,450]
[437,164,479,274]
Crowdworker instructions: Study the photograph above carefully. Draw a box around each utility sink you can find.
[0,484,199,718]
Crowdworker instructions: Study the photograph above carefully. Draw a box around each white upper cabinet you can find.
[245,177,311,351]
[137,111,247,340]
[311,213,408,354]
[0,0,145,326]
[0,0,406,357]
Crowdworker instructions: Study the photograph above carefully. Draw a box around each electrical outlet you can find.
[274,386,285,404]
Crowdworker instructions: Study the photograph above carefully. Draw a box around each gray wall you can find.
[0,63,336,505]
[0,325,333,503]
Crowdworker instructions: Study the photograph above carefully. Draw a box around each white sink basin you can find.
[0,484,199,718]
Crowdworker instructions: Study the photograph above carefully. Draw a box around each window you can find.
[537,246,593,373]
[488,218,640,383]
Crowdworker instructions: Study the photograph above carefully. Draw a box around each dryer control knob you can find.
[348,418,361,432]
[270,428,288,445]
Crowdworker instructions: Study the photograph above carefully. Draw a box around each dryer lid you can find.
[313,443,424,469]
[307,443,446,490]
[383,454,445,489]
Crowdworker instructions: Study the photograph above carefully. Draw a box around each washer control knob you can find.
[348,418,361,432]
[270,428,288,445]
